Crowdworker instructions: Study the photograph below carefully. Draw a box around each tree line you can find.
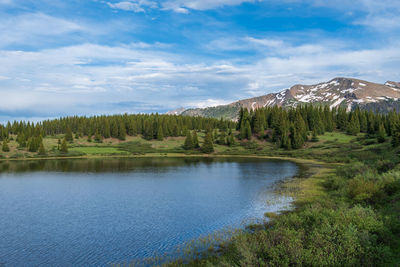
[2,104,400,154]
[237,105,400,149]
[0,114,234,153]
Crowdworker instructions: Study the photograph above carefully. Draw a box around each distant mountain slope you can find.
[173,77,400,119]
[165,107,186,115]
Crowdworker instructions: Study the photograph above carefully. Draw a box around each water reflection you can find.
[0,157,298,267]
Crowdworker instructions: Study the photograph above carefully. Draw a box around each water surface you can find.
[0,157,298,266]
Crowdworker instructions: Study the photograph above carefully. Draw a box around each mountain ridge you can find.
[172,77,400,119]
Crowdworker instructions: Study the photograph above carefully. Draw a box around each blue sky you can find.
[0,0,399,121]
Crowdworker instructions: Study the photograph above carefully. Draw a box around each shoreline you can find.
[0,152,325,165]
[0,152,329,205]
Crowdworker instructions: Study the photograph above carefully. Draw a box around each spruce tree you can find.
[183,131,194,150]
[94,131,103,143]
[28,137,40,152]
[38,141,46,155]
[118,121,126,141]
[347,115,360,136]
[192,131,200,148]
[311,129,319,142]
[172,125,179,137]
[239,120,247,140]
[213,129,219,143]
[377,123,386,143]
[65,127,73,143]
[245,121,252,140]
[103,120,111,138]
[218,131,226,145]
[111,120,119,138]
[227,133,236,146]
[60,138,68,153]
[201,131,214,153]
[290,126,303,149]
[392,123,400,147]
[17,132,26,148]
[156,126,164,141]
[2,140,10,152]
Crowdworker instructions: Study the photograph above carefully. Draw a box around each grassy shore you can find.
[161,132,400,266]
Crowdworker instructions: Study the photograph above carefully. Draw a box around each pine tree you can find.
[156,126,164,141]
[218,131,226,145]
[347,114,360,136]
[103,120,111,139]
[213,129,219,143]
[16,132,26,148]
[87,134,92,142]
[239,120,247,140]
[192,131,200,148]
[311,129,319,142]
[118,121,126,141]
[227,132,236,146]
[290,125,303,149]
[201,131,214,153]
[65,127,73,143]
[38,141,46,155]
[143,120,153,140]
[392,123,400,147]
[377,123,386,143]
[60,138,68,153]
[94,131,103,143]
[172,124,179,137]
[111,120,119,138]
[28,137,40,152]
[245,120,252,140]
[2,140,10,152]
[183,131,194,150]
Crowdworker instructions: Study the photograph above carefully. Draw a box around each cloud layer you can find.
[0,0,399,121]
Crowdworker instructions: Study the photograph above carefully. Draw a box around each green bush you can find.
[336,162,369,179]
[347,176,383,204]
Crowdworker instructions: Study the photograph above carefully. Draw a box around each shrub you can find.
[336,162,370,179]
[348,177,383,204]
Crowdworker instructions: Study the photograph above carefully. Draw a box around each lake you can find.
[0,157,298,266]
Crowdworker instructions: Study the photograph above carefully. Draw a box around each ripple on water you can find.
[0,157,298,266]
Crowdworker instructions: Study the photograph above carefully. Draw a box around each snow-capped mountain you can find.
[172,78,400,119]
[165,107,186,115]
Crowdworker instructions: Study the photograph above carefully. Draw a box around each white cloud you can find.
[0,13,85,47]
[162,0,260,12]
[304,0,400,30]
[1,37,400,118]
[186,98,232,108]
[244,37,284,48]
[107,0,158,12]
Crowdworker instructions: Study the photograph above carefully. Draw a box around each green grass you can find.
[317,131,358,143]
[69,146,128,155]
[163,133,400,267]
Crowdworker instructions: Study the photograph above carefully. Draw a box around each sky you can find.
[0,0,400,122]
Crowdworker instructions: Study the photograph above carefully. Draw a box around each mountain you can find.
[175,77,400,120]
[165,107,186,115]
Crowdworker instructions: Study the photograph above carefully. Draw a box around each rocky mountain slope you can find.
[174,78,400,119]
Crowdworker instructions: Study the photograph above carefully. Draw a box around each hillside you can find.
[175,77,400,119]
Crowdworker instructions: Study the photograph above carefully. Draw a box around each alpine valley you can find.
[170,78,400,120]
